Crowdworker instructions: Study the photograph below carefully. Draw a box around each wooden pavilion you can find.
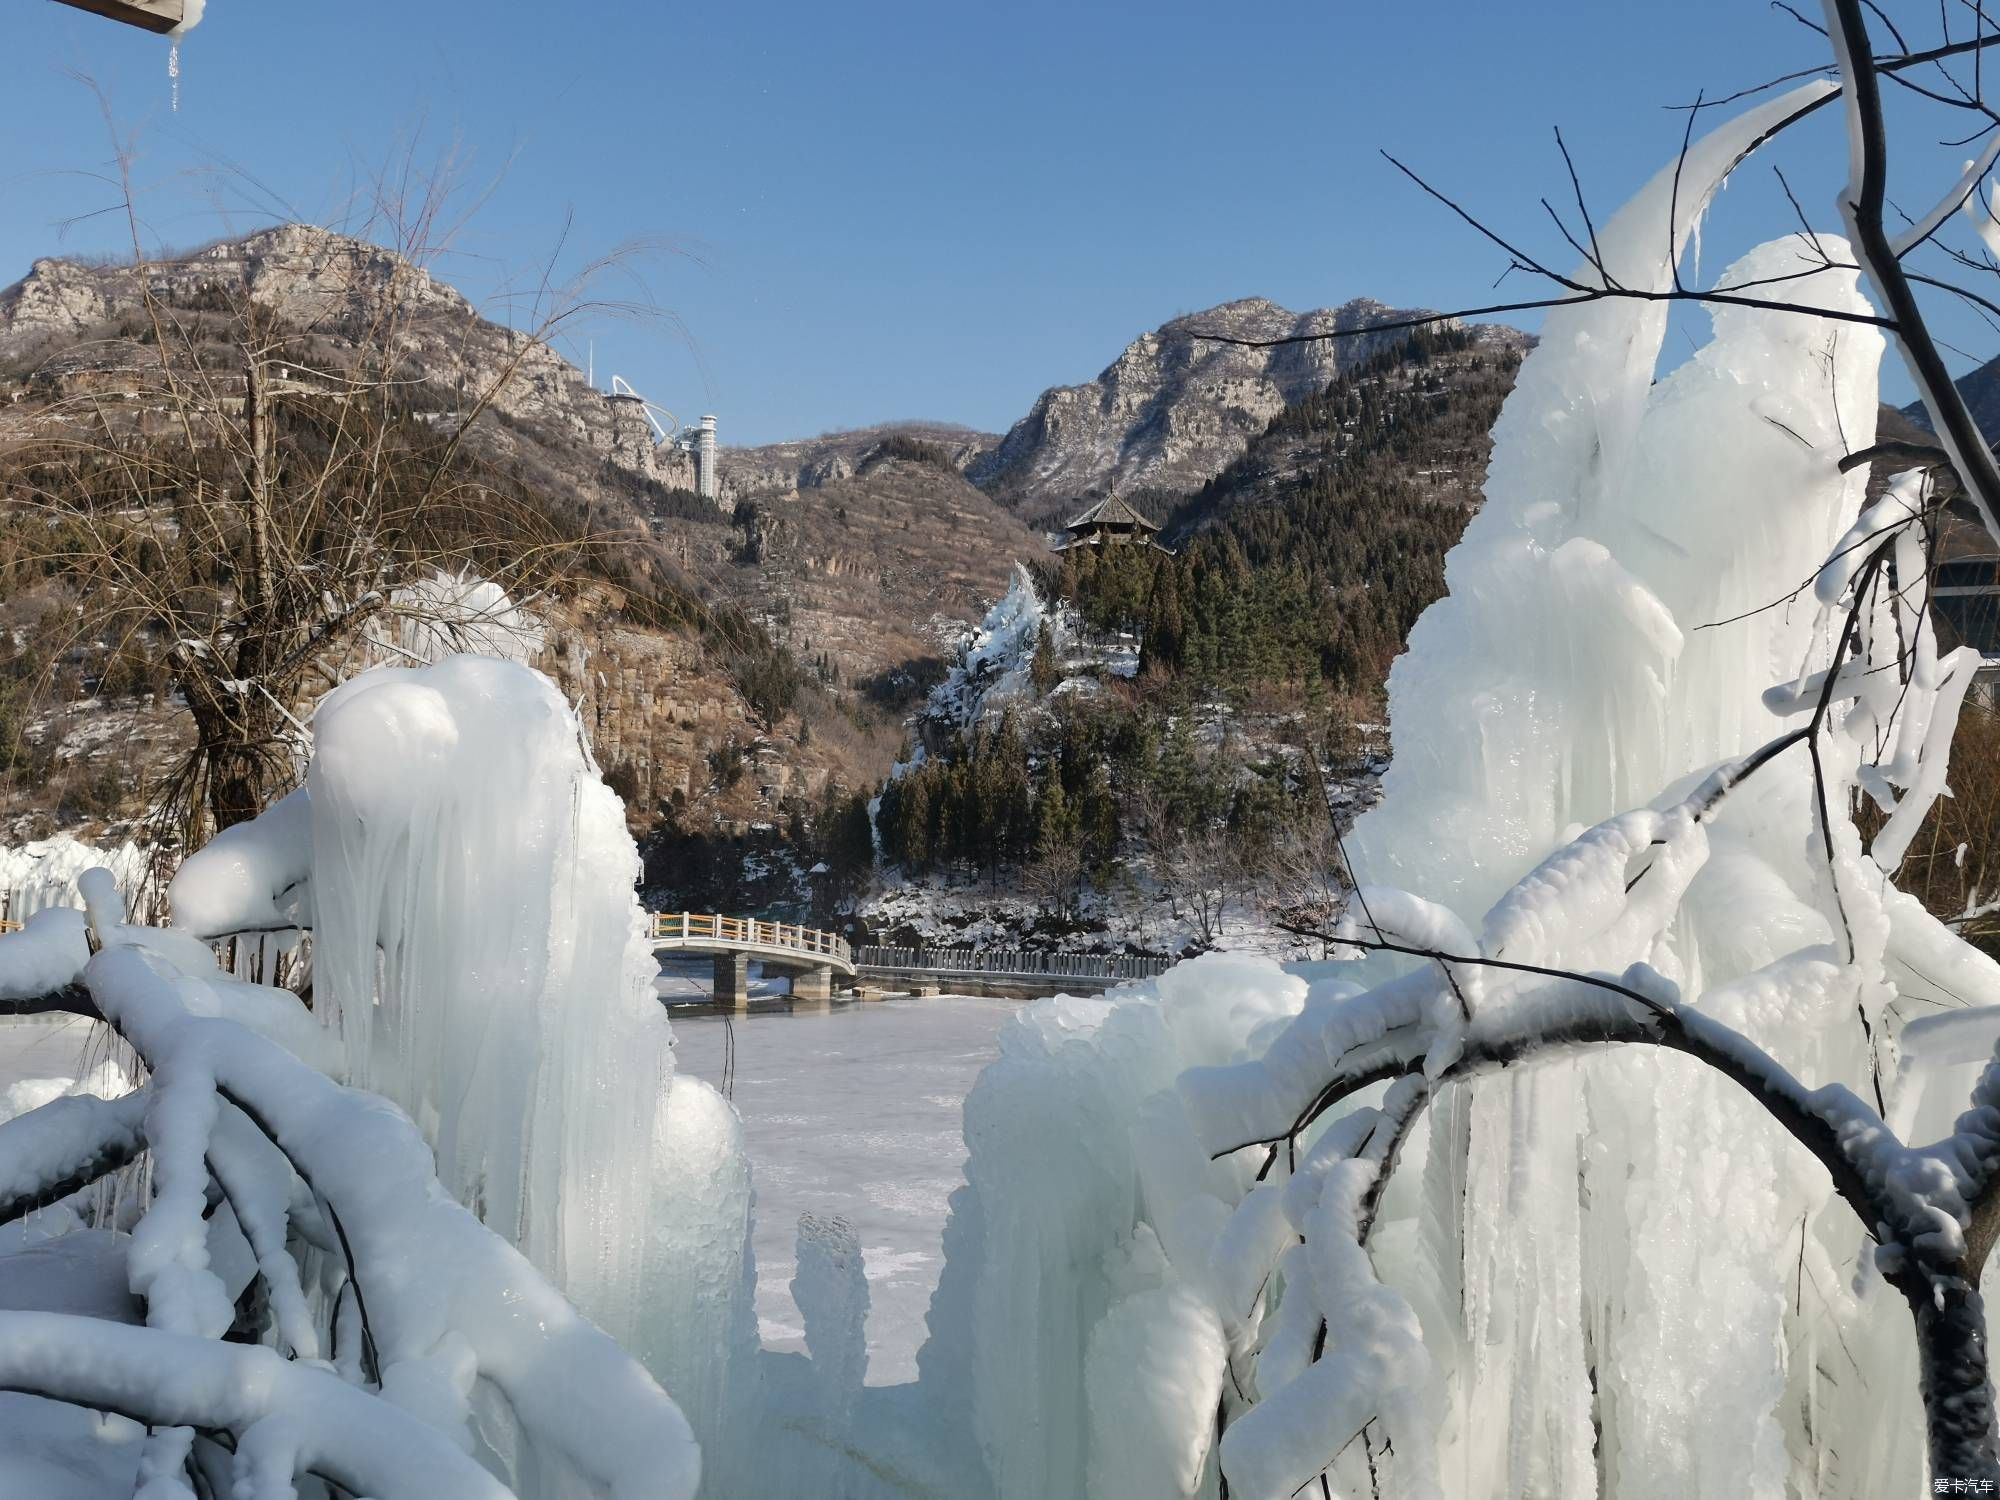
[1055,494,1168,552]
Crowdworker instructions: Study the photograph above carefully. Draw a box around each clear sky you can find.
[0,1,1946,445]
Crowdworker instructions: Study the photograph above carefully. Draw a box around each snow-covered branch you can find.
[0,1313,512,1500]
[1824,0,2000,542]
[0,1089,147,1227]
[0,875,701,1500]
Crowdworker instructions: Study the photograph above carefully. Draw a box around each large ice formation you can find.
[889,76,1995,1499]
[163,656,745,1493]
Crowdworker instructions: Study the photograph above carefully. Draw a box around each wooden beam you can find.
[47,0,185,34]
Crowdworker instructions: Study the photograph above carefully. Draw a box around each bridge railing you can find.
[853,945,1174,984]
[651,911,852,964]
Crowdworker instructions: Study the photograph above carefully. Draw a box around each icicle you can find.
[165,0,205,113]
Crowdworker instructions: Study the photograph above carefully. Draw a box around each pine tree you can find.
[1141,557,1185,674]
[1030,621,1060,695]
[1035,773,1078,861]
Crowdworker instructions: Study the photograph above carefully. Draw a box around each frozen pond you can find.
[0,992,1019,1390]
[669,991,1015,1385]
[0,1016,126,1121]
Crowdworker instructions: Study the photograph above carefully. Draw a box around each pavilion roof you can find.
[1063,494,1159,532]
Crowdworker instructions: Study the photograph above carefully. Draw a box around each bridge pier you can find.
[712,951,751,1012]
[790,965,834,1008]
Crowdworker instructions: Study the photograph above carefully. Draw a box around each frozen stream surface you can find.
[0,991,1017,1391]
[669,992,1015,1384]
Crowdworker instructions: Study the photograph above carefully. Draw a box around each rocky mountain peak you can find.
[965,294,1457,520]
[1,226,474,345]
[0,224,706,506]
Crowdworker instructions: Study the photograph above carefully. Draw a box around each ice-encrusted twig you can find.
[1190,925,2000,1487]
[1195,883,2000,1490]
[1824,0,2000,543]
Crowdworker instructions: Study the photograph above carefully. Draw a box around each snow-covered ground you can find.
[670,994,1014,1384]
[860,873,1321,960]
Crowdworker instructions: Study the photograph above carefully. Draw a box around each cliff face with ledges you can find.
[719,421,998,503]
[966,297,1441,522]
[0,225,704,507]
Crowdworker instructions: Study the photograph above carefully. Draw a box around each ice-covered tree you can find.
[0,657,738,1498]
[1111,6,2000,1495]
[870,9,2000,1500]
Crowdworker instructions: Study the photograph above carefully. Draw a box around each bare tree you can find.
[1261,815,1347,955]
[1023,837,1089,922]
[1129,783,1235,946]
[2,128,664,854]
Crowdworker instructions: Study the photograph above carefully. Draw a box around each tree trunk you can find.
[207,749,265,832]
[1903,1267,2000,1485]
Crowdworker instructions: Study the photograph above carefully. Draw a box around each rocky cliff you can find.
[0,224,705,512]
[965,297,1448,524]
[718,421,998,504]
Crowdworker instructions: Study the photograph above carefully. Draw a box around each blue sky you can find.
[0,1,1945,444]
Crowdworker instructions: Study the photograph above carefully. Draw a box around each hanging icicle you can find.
[166,0,207,113]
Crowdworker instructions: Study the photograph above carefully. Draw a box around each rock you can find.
[0,225,719,513]
[966,296,1444,517]
[718,422,998,504]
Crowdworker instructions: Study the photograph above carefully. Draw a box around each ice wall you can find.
[373,570,544,667]
[0,837,151,921]
[911,954,1308,1497]
[1339,81,1927,1498]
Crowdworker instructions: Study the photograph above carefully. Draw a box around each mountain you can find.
[0,228,1039,851]
[1169,322,1533,535]
[0,224,704,516]
[964,297,1463,525]
[0,225,1532,890]
[727,457,1043,689]
[1901,355,2000,447]
[1148,322,1531,690]
[720,422,998,504]
[859,324,1538,952]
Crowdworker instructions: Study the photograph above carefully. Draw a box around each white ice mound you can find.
[373,570,544,667]
[171,656,727,1389]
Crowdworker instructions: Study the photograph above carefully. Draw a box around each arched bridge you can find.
[651,912,854,1007]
